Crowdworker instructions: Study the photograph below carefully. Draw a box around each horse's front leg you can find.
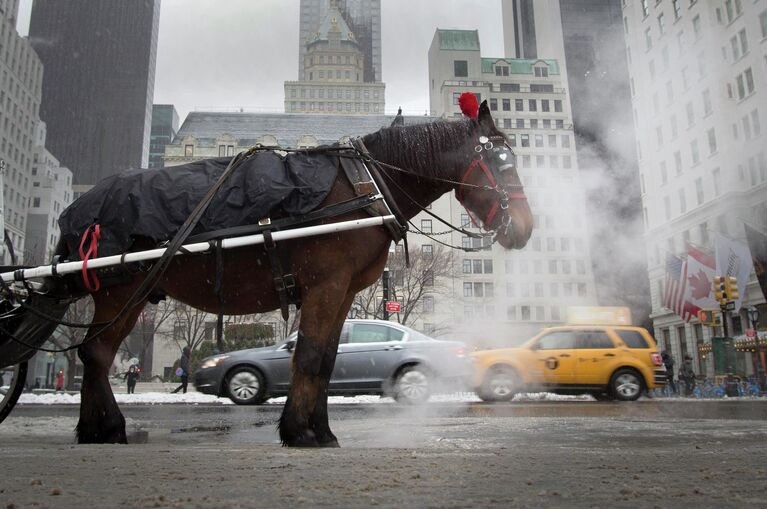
[279,280,352,447]
[76,295,145,444]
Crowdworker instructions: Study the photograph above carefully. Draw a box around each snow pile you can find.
[18,391,231,405]
[16,391,592,405]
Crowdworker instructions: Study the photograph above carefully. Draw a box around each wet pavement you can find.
[1,400,767,508]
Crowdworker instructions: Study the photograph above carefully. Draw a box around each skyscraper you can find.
[149,105,179,169]
[0,0,44,263]
[286,0,385,114]
[501,0,650,327]
[298,0,382,84]
[428,28,598,342]
[623,0,766,375]
[28,0,161,186]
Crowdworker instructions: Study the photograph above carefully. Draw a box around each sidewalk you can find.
[110,381,199,394]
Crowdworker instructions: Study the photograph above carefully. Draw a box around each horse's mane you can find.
[362,119,475,179]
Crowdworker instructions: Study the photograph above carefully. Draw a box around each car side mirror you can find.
[285,340,296,352]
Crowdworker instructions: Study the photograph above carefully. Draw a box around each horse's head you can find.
[455,99,533,250]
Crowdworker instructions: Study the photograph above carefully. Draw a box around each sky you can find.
[18,0,504,123]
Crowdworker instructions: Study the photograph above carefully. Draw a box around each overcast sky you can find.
[19,0,504,124]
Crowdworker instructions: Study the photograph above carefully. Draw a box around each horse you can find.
[25,99,533,446]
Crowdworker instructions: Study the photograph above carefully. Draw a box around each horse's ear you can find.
[477,100,494,130]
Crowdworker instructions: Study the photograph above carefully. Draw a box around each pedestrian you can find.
[661,351,677,395]
[56,369,64,391]
[678,355,696,397]
[171,346,191,394]
[124,365,140,394]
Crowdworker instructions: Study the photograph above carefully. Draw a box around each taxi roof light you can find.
[566,306,632,326]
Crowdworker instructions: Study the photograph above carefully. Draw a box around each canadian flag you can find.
[683,245,717,320]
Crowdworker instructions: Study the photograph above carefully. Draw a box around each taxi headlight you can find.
[200,355,229,369]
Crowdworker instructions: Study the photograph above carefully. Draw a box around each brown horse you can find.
[61,100,532,446]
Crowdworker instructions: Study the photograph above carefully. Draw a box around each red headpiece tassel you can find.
[458,92,479,119]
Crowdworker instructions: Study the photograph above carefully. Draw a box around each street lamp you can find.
[747,307,765,391]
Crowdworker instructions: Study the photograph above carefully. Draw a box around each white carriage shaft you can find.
[1,215,397,283]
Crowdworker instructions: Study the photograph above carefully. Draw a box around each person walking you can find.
[124,365,140,394]
[172,346,191,394]
[661,351,677,395]
[55,369,65,392]
[678,355,696,397]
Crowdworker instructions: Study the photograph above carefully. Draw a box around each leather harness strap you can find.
[263,229,299,322]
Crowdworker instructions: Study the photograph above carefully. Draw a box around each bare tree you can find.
[118,300,175,380]
[48,297,94,390]
[352,244,454,329]
[168,300,217,360]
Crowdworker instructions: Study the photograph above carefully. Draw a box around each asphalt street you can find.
[1,400,767,508]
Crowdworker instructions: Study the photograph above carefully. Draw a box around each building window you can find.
[534,66,548,77]
[184,144,194,157]
[454,60,468,77]
[422,244,433,260]
[645,27,652,50]
[515,99,524,112]
[642,0,649,16]
[707,128,717,154]
[422,296,434,313]
[490,98,498,111]
[695,178,704,205]
[691,139,700,165]
[673,0,681,19]
[692,15,701,39]
[420,219,432,234]
[658,13,666,34]
[502,98,511,111]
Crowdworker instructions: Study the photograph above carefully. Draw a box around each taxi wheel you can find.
[478,366,520,402]
[610,369,643,401]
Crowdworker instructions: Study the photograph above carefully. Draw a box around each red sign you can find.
[385,301,401,313]
[746,329,756,338]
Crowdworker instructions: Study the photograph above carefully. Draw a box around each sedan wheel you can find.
[478,366,519,402]
[394,366,430,404]
[610,369,643,401]
[226,367,265,405]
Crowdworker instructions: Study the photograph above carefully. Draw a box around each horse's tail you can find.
[0,239,80,369]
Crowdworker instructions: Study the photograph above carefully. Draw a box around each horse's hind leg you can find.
[76,290,146,444]
[279,278,352,447]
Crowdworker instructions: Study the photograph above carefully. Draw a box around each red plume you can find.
[458,92,479,119]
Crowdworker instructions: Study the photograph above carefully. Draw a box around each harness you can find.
[455,135,526,237]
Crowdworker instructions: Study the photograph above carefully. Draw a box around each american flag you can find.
[663,254,694,321]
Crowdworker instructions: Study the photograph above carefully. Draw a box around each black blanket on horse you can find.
[58,150,339,259]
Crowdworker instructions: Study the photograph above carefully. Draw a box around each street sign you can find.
[385,301,401,313]
[746,328,756,338]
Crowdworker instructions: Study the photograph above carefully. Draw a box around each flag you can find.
[683,244,717,320]
[714,233,753,311]
[663,254,693,320]
[745,224,767,302]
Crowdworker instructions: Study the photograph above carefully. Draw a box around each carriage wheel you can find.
[0,362,27,425]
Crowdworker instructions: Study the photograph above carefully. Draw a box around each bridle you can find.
[455,135,527,235]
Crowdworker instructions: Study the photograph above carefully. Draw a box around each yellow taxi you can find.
[471,317,666,402]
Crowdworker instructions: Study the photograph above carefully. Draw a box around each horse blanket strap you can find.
[262,230,300,322]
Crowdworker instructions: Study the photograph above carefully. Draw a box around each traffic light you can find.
[724,277,738,301]
[713,276,727,304]
[697,309,719,327]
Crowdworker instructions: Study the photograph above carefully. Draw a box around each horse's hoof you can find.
[76,423,128,444]
[318,438,340,448]
[281,430,320,447]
